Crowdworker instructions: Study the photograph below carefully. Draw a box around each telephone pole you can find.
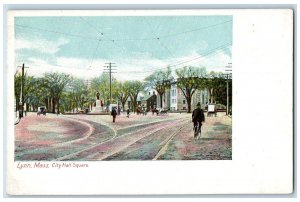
[103,62,117,105]
[17,63,29,118]
[225,62,232,115]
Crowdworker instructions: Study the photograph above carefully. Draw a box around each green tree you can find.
[14,73,46,112]
[145,67,173,108]
[175,66,207,113]
[115,81,130,110]
[43,72,71,114]
[127,80,144,112]
[68,78,89,111]
[25,77,49,111]
[206,72,231,106]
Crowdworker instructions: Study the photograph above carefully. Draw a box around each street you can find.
[15,112,232,161]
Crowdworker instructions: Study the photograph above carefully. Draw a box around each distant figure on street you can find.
[192,102,205,140]
[117,107,121,115]
[111,107,117,122]
[126,109,130,118]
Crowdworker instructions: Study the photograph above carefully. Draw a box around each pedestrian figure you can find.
[111,107,117,122]
[192,102,205,140]
[126,109,130,118]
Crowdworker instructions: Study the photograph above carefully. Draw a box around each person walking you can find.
[126,109,130,118]
[192,102,205,140]
[111,107,117,123]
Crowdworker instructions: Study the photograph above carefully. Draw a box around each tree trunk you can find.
[122,102,125,111]
[52,97,55,113]
[186,90,192,113]
[187,96,192,113]
[57,97,60,114]
[133,99,137,113]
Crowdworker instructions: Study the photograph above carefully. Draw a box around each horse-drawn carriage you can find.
[136,108,147,116]
[151,108,168,116]
[37,106,47,116]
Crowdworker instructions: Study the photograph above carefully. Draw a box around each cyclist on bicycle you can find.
[192,102,205,140]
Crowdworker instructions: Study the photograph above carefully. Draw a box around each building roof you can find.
[140,94,156,101]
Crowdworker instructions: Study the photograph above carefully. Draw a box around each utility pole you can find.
[17,63,29,118]
[225,63,232,115]
[103,62,117,106]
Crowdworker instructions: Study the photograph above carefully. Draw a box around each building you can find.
[156,88,172,110]
[141,91,157,111]
[176,87,187,111]
[191,88,209,111]
[170,83,178,111]
[167,82,209,112]
[126,97,142,111]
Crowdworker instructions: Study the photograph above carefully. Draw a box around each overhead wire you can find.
[15,19,232,42]
[16,17,232,76]
[118,42,232,74]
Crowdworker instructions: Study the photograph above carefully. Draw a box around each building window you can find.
[173,89,176,97]
[183,100,186,104]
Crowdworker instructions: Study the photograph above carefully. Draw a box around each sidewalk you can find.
[15,113,92,159]
[158,115,232,160]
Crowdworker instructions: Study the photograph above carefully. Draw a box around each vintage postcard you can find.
[6,9,293,195]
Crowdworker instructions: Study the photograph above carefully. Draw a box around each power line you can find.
[159,20,232,39]
[18,41,231,78]
[118,42,232,74]
[15,24,99,41]
[144,17,176,58]
[15,19,232,42]
[169,43,231,68]
[79,17,120,70]
[79,17,104,36]
[88,39,101,69]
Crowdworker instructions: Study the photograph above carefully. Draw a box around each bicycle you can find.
[193,121,201,140]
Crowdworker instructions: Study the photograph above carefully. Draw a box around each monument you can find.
[91,92,102,113]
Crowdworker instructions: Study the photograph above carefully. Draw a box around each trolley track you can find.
[103,120,190,160]
[56,118,187,161]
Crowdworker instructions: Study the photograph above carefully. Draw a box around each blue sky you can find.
[15,15,232,81]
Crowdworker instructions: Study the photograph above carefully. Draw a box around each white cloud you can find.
[23,46,231,82]
[15,37,69,54]
[168,47,232,73]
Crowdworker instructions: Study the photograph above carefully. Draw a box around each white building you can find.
[156,88,170,110]
[154,81,209,112]
[170,83,178,111]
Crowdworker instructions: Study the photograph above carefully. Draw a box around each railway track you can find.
[152,120,189,160]
[102,120,190,160]
[55,117,188,161]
